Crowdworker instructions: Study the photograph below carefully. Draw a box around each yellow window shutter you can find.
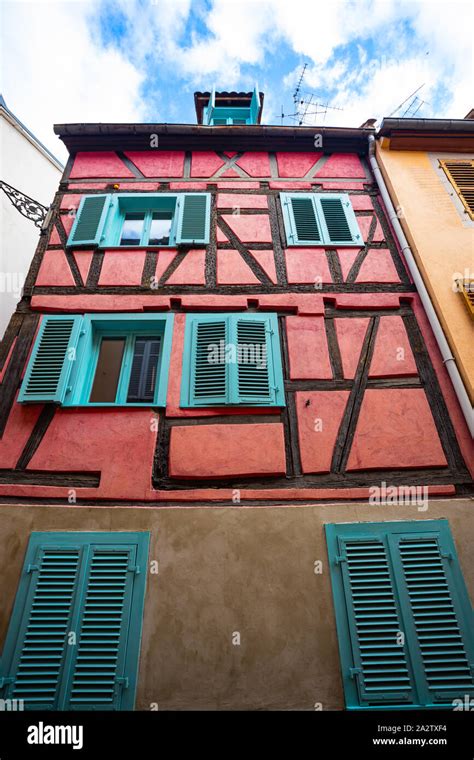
[440,159,474,220]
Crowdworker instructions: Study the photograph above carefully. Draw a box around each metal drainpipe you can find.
[367,134,474,438]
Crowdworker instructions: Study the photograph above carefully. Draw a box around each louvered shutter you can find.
[175,193,210,244]
[317,194,362,245]
[64,545,137,710]
[18,315,83,404]
[2,543,82,709]
[189,318,228,405]
[1,532,149,711]
[282,194,321,244]
[127,337,162,402]
[327,520,474,709]
[233,318,273,404]
[337,536,414,705]
[396,534,474,704]
[440,160,474,219]
[67,194,111,246]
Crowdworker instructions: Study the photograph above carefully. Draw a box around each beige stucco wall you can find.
[376,141,474,403]
[0,500,472,710]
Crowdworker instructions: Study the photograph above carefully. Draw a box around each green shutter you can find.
[7,544,83,708]
[281,194,321,245]
[317,194,362,245]
[281,192,362,246]
[0,532,149,711]
[67,194,111,247]
[175,193,210,244]
[395,534,474,704]
[181,313,285,408]
[18,315,84,404]
[189,317,228,406]
[64,545,138,710]
[234,317,273,404]
[326,520,474,709]
[335,536,414,706]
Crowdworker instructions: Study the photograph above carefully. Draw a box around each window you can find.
[281,192,363,246]
[203,85,260,126]
[180,312,285,407]
[326,520,474,709]
[18,314,174,407]
[439,159,474,220]
[0,531,149,710]
[67,193,211,248]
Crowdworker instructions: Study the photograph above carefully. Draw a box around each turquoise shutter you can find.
[175,193,211,244]
[64,544,141,710]
[67,194,111,247]
[0,532,149,711]
[327,520,474,709]
[393,531,474,705]
[182,313,285,408]
[316,193,362,245]
[232,314,284,406]
[332,534,415,706]
[281,193,321,245]
[188,316,229,406]
[0,539,83,708]
[18,315,84,404]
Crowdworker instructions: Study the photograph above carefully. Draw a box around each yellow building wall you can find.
[376,141,474,403]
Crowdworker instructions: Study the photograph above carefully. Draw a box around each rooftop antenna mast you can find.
[387,84,429,118]
[281,63,343,126]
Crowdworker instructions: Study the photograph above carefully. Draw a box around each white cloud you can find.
[1,0,472,161]
[0,0,146,162]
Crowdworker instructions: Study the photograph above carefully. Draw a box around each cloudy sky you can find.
[1,0,472,163]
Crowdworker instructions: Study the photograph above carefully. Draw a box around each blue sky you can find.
[1,0,472,162]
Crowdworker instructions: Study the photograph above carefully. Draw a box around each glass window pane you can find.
[120,213,145,246]
[89,338,125,403]
[148,212,172,246]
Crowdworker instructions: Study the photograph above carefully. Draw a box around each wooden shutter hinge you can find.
[349,667,362,679]
[26,563,39,573]
[128,564,140,575]
[0,676,14,688]
[116,677,129,690]
[335,555,346,565]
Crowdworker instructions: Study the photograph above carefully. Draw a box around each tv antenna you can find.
[281,63,344,126]
[387,84,429,118]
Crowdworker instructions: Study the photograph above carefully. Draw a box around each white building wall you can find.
[0,110,62,339]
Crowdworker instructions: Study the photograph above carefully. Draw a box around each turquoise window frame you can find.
[67,313,174,407]
[280,192,363,246]
[326,519,474,710]
[203,85,260,126]
[104,194,179,247]
[180,312,285,408]
[18,313,174,407]
[67,193,211,248]
[0,531,150,711]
